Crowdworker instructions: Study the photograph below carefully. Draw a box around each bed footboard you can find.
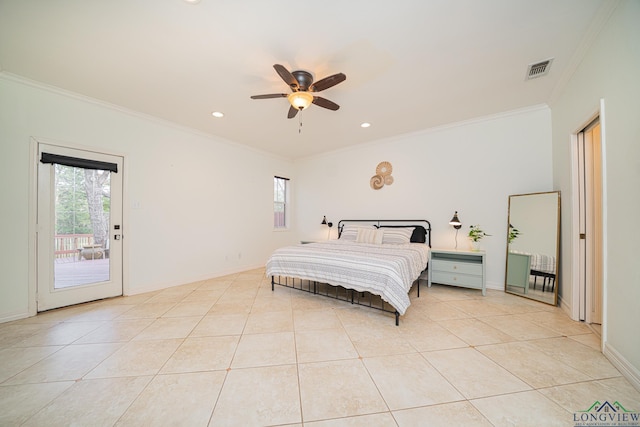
[271,275,421,326]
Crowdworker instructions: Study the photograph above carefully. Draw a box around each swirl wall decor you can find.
[370,161,394,190]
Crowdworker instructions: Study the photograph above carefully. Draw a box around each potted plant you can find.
[468,225,490,251]
[508,224,521,244]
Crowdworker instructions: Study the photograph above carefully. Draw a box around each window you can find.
[274,176,289,229]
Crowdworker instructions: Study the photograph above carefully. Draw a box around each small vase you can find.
[470,241,480,251]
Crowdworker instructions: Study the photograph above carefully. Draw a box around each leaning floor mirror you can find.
[505,191,560,305]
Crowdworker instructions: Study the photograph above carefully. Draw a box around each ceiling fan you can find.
[251,64,346,119]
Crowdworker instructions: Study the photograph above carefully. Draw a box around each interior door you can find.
[585,121,603,325]
[577,119,603,325]
[577,130,587,321]
[37,143,123,311]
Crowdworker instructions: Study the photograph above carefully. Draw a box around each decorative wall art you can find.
[370,161,394,190]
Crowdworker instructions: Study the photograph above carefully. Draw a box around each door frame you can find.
[569,99,608,349]
[27,137,129,316]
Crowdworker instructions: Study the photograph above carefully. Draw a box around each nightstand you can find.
[428,248,486,296]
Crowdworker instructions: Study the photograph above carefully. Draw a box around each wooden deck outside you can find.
[54,257,110,289]
[51,233,110,288]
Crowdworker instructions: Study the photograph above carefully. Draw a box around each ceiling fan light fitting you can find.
[288,92,314,110]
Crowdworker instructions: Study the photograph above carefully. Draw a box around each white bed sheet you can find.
[265,240,430,315]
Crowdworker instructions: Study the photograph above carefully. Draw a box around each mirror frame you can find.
[504,191,560,305]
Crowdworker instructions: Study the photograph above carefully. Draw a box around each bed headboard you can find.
[337,219,432,247]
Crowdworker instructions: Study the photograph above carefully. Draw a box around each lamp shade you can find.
[449,211,462,229]
[288,91,314,110]
[321,216,328,225]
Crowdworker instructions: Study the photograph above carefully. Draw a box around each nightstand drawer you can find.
[428,248,486,296]
[431,259,482,276]
[431,271,483,288]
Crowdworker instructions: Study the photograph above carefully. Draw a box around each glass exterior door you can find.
[37,143,123,311]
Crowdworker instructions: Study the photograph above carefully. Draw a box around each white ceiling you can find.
[0,0,608,159]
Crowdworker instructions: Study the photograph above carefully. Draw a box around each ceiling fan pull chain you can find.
[298,110,303,134]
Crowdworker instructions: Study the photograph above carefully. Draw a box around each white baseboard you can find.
[558,293,575,319]
[603,341,640,392]
[0,310,30,324]
[2,265,268,322]
[485,281,504,291]
[126,263,265,296]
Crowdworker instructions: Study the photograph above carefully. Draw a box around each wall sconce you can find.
[449,211,462,229]
[449,211,462,249]
[321,215,333,239]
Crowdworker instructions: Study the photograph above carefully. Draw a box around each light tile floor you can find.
[1,268,639,426]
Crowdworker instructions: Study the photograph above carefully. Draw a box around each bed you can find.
[528,253,556,291]
[266,220,431,325]
[508,251,557,293]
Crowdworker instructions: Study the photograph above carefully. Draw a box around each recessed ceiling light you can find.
[212,111,224,118]
[183,0,201,4]
[360,122,371,128]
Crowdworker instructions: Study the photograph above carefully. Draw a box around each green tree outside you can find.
[54,164,110,242]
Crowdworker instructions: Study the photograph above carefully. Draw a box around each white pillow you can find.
[381,227,414,244]
[340,225,375,241]
[356,227,384,244]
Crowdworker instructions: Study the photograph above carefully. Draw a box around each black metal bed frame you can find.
[270,219,431,326]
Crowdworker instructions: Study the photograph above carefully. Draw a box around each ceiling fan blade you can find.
[287,105,299,119]
[250,93,287,99]
[310,73,346,92]
[273,64,299,91]
[312,96,340,111]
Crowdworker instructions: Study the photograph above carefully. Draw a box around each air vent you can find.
[526,58,554,80]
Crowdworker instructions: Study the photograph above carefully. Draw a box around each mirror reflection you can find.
[505,191,560,305]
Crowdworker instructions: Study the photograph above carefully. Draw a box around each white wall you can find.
[0,74,296,322]
[550,0,640,386]
[294,106,553,290]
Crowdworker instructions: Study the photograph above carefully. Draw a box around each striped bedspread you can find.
[265,240,430,315]
[510,250,556,274]
[529,253,556,274]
